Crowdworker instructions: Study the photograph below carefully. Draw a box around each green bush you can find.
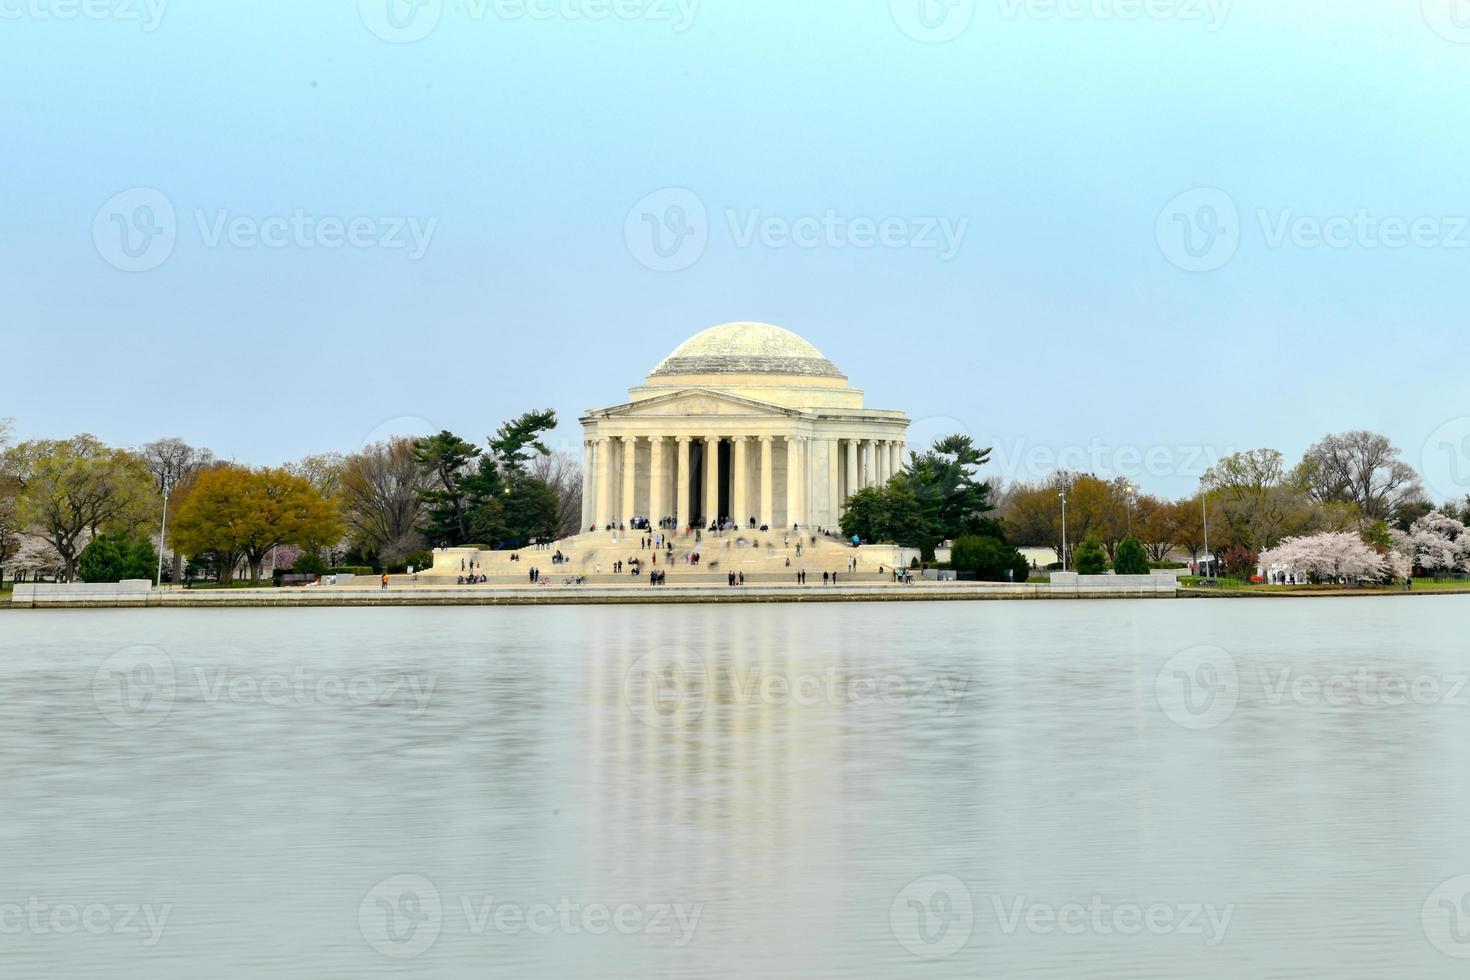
[1113,535,1150,575]
[78,533,158,583]
[951,535,1030,583]
[1073,536,1108,575]
[292,553,327,576]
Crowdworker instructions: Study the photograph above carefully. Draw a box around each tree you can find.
[170,467,344,582]
[529,451,584,540]
[903,434,997,556]
[1140,500,1181,562]
[139,437,215,584]
[77,532,158,583]
[1405,510,1468,576]
[951,535,1029,582]
[1297,430,1425,524]
[0,468,19,586]
[1170,497,1209,563]
[1113,535,1150,575]
[286,452,347,500]
[4,435,157,581]
[1260,531,1401,584]
[840,480,926,547]
[412,431,483,546]
[1072,535,1108,574]
[1201,449,1314,552]
[488,409,557,475]
[341,438,424,565]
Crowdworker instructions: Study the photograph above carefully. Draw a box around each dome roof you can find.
[650,322,844,379]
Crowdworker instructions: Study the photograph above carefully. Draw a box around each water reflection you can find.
[1,599,1469,978]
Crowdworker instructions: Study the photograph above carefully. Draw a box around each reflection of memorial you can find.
[581,323,910,529]
[583,610,854,951]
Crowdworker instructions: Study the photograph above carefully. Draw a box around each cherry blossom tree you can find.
[1405,510,1468,576]
[1259,531,1395,584]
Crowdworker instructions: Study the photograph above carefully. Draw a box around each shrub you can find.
[78,533,158,583]
[292,553,327,576]
[1073,536,1108,575]
[1113,535,1150,575]
[952,535,1031,583]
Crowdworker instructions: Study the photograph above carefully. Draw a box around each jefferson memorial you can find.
[580,322,910,530]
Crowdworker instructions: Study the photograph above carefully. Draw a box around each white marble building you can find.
[581,322,910,530]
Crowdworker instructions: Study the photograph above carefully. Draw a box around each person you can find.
[380,573,389,591]
[823,571,829,585]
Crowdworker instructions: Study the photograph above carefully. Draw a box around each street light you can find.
[1058,487,1069,571]
[155,475,173,588]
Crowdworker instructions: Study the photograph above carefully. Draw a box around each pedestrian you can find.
[380,573,389,591]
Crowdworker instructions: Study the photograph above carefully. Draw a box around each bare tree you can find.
[341,438,424,564]
[286,452,347,500]
[529,451,583,539]
[139,438,215,583]
[1298,430,1424,523]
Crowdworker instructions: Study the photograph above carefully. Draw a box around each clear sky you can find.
[4,0,1468,501]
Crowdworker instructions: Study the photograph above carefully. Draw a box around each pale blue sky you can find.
[4,0,1469,500]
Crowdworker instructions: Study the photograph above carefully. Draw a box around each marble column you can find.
[786,436,803,527]
[732,437,749,527]
[675,437,691,528]
[704,436,720,525]
[649,437,665,527]
[759,436,774,529]
[890,441,901,477]
[865,439,880,487]
[844,439,859,508]
[621,436,638,524]
[827,439,841,526]
[596,437,612,527]
[581,440,593,531]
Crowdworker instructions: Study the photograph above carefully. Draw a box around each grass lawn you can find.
[1183,576,1470,594]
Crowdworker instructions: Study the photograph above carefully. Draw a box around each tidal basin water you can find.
[3,598,1470,978]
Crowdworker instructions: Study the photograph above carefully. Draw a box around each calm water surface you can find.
[2,599,1469,978]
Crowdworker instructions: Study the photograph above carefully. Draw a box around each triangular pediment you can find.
[589,388,802,420]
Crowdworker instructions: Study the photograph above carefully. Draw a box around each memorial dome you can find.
[649,322,845,379]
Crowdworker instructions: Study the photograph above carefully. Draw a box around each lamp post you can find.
[1201,492,1211,577]
[1058,488,1069,571]
[155,476,173,588]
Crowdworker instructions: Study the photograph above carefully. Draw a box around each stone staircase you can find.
[420,529,914,585]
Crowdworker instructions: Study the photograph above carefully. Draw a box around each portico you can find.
[581,323,909,530]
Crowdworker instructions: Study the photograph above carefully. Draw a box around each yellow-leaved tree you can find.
[170,466,343,583]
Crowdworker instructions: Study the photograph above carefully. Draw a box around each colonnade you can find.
[583,434,905,531]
